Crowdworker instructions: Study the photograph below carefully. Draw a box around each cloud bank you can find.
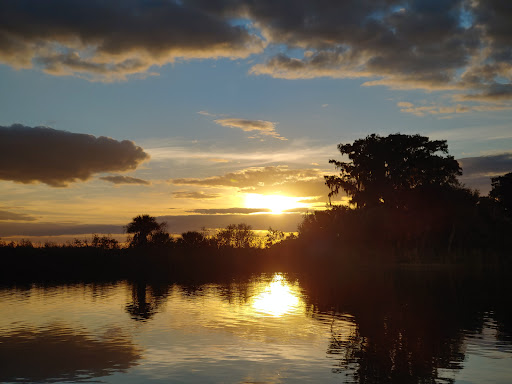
[0,124,149,187]
[458,153,512,193]
[0,0,263,81]
[0,209,36,221]
[0,0,510,106]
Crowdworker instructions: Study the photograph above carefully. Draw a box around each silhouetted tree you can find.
[325,133,462,208]
[91,234,119,249]
[265,227,286,248]
[215,223,256,248]
[179,231,206,247]
[490,172,512,215]
[125,215,165,247]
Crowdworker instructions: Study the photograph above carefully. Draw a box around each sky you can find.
[1,0,511,241]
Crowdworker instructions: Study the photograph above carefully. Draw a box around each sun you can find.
[244,193,306,214]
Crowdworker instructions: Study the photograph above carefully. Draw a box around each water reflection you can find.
[252,274,302,317]
[0,270,511,383]
[125,281,169,321]
[0,324,141,383]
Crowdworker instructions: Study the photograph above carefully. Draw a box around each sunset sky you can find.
[1,0,511,241]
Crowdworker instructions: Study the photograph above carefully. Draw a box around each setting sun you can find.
[244,193,306,214]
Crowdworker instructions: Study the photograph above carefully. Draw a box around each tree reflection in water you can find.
[305,268,512,383]
[125,281,170,321]
[119,269,512,382]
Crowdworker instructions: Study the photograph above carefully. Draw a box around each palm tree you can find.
[125,215,163,247]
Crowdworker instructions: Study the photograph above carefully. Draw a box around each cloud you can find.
[397,101,512,117]
[100,175,150,185]
[244,0,512,108]
[214,118,287,141]
[458,153,512,177]
[0,214,304,236]
[1,0,511,111]
[458,153,512,193]
[0,124,149,187]
[171,166,328,198]
[0,0,263,81]
[0,222,124,237]
[145,139,338,167]
[188,208,271,214]
[159,213,303,233]
[172,191,220,199]
[0,209,36,221]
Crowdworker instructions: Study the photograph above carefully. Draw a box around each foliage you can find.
[91,234,119,249]
[325,133,462,208]
[490,172,512,215]
[215,223,256,248]
[265,227,286,248]
[125,214,166,247]
[179,231,206,247]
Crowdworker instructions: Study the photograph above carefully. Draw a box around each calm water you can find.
[1,270,511,383]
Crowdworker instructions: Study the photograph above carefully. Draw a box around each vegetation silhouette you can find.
[1,133,511,283]
[490,172,512,216]
[125,214,169,247]
[325,133,461,208]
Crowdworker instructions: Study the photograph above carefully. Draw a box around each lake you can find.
[1,269,511,383]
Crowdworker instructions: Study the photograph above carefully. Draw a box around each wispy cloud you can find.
[172,191,220,200]
[214,118,287,141]
[187,208,271,214]
[100,175,150,185]
[171,166,330,199]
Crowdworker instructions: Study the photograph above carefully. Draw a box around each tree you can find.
[489,172,512,215]
[325,133,462,209]
[215,223,256,248]
[265,227,286,248]
[125,215,166,247]
[179,231,206,247]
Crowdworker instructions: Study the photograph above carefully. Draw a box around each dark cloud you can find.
[100,175,150,185]
[214,118,286,140]
[0,214,303,236]
[0,124,149,187]
[0,0,263,81]
[0,222,124,237]
[172,166,326,197]
[159,213,303,232]
[2,1,510,106]
[244,0,510,104]
[188,208,271,214]
[458,153,512,194]
[0,209,36,221]
[283,207,312,213]
[172,191,220,199]
[458,153,512,177]
[0,325,141,383]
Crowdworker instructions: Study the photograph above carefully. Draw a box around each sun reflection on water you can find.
[251,274,303,317]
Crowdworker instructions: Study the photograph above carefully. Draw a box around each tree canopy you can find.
[325,133,462,209]
[489,172,512,215]
[125,214,166,247]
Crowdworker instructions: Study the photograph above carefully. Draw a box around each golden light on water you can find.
[252,274,303,317]
[244,193,306,214]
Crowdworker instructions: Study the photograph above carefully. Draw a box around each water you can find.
[0,270,511,383]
